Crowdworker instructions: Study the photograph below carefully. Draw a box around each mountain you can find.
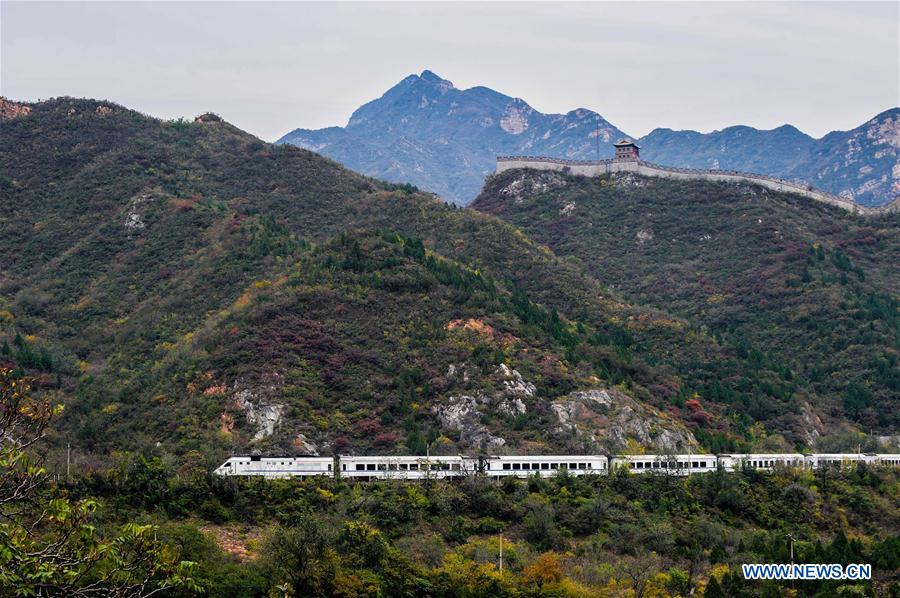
[277,71,626,205]
[277,71,898,207]
[638,108,900,207]
[638,124,817,177]
[1,96,860,465]
[472,167,900,436]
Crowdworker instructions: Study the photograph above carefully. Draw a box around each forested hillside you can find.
[2,98,899,598]
[0,97,840,465]
[473,169,900,436]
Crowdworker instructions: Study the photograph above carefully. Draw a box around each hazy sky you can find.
[2,2,898,141]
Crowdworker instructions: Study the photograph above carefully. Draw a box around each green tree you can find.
[260,515,339,596]
[0,368,199,596]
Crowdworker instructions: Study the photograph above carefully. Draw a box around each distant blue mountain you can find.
[278,71,898,207]
[277,71,626,204]
[638,109,899,207]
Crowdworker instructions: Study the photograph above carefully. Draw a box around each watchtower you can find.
[613,138,640,161]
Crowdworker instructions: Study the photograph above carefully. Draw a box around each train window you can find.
[223,462,231,467]
[452,464,460,471]
[532,463,539,470]
[503,463,511,470]
[636,462,644,469]
[652,462,659,468]
[251,456,261,461]
[668,461,676,468]
[356,464,365,471]
[551,463,558,469]
[399,464,408,471]
[579,463,587,469]
[570,463,578,469]
[521,463,530,470]
[410,464,419,470]
[388,464,397,471]
[541,463,549,470]
[510,463,519,470]
[366,464,376,471]
[442,464,450,470]
[328,464,332,471]
[377,464,386,471]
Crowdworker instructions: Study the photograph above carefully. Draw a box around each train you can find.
[214,452,900,480]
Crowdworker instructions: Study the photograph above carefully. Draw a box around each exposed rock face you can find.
[123,191,161,233]
[500,101,532,135]
[495,363,535,410]
[434,395,506,451]
[613,172,650,189]
[293,433,320,456]
[445,363,474,385]
[800,402,824,446]
[195,112,223,123]
[0,97,32,120]
[433,363,537,450]
[124,212,145,231]
[635,229,654,245]
[551,388,697,452]
[233,382,285,441]
[497,170,567,205]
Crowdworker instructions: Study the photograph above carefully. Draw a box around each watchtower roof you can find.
[613,138,639,149]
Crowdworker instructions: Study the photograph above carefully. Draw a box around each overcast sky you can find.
[2,2,897,141]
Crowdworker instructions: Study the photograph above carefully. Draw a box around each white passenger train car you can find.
[878,454,900,466]
[805,453,880,468]
[339,455,472,480]
[214,456,334,479]
[485,455,607,477]
[611,454,717,475]
[718,453,805,471]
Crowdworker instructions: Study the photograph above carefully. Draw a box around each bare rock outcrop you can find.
[232,381,285,442]
[497,170,567,204]
[434,395,506,451]
[0,97,32,120]
[123,191,160,232]
[551,388,697,452]
[433,363,537,450]
[293,433,320,456]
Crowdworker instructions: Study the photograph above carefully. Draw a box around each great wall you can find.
[496,141,899,216]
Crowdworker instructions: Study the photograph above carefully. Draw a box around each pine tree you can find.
[703,576,725,598]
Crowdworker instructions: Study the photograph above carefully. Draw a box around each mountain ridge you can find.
[277,71,898,207]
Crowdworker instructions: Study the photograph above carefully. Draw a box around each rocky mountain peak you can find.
[278,74,896,207]
[419,69,455,93]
